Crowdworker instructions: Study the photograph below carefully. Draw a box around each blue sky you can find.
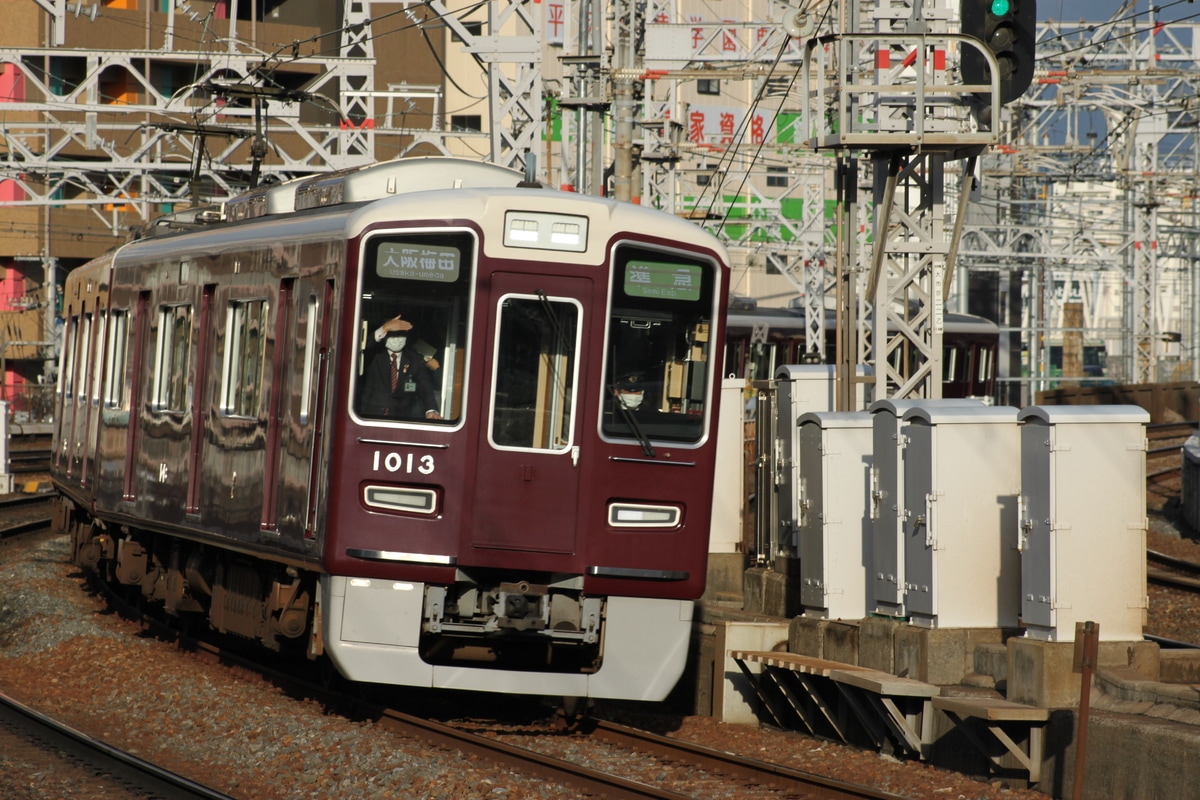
[1044,0,1200,24]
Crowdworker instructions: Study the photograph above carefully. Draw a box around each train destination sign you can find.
[624,260,702,301]
[376,242,460,282]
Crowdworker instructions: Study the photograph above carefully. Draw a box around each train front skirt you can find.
[321,575,693,700]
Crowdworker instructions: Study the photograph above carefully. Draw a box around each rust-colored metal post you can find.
[1072,620,1099,800]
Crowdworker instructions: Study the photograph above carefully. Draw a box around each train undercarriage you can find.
[55,497,319,657]
[54,497,607,676]
[420,569,605,673]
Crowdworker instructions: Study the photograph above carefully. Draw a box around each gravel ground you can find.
[1,494,1197,800]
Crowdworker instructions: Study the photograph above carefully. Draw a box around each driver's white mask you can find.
[618,391,644,409]
[385,336,407,353]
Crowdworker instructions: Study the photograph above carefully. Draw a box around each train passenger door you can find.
[261,279,294,533]
[473,274,589,555]
[68,310,93,479]
[185,285,215,514]
[123,292,150,501]
[263,277,330,546]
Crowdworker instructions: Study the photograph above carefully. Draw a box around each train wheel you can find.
[554,696,592,732]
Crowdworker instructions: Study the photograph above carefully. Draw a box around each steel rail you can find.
[587,719,909,800]
[1147,549,1200,594]
[95,582,697,800]
[1148,549,1200,576]
[377,710,697,800]
[102,578,905,800]
[0,689,241,800]
[0,516,51,538]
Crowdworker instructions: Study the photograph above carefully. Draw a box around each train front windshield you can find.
[603,245,717,444]
[354,231,474,423]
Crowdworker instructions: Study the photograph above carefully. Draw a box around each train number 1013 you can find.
[371,450,436,475]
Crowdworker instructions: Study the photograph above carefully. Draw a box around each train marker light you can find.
[364,485,438,514]
[608,502,681,527]
[503,211,589,252]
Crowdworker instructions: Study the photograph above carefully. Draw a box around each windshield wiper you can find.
[609,383,655,458]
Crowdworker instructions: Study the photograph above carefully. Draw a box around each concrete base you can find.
[1008,637,1160,708]
[971,641,1009,688]
[785,617,1012,686]
[895,626,1011,686]
[702,552,747,608]
[743,567,802,618]
[695,595,1200,799]
[1159,649,1200,684]
[859,616,902,673]
[707,619,791,725]
[788,616,861,663]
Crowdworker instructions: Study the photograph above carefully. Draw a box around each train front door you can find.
[472,273,590,555]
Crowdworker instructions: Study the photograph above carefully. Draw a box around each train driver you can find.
[615,371,649,411]
[611,370,667,417]
[360,314,443,420]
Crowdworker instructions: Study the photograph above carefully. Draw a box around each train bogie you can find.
[51,157,730,701]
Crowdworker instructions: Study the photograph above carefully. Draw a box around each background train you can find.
[50,157,731,702]
[725,296,999,401]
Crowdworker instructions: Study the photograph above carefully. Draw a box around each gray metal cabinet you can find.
[868,398,982,618]
[900,405,1021,629]
[1018,405,1148,642]
[796,411,873,620]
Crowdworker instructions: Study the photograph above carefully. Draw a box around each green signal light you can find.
[990,0,1011,15]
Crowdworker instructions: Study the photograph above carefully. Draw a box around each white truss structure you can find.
[0,7,381,231]
[960,10,1200,389]
[10,0,1200,396]
[0,0,543,232]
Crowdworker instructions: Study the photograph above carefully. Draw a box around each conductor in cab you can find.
[360,314,443,420]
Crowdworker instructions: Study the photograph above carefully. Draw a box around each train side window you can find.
[104,310,129,409]
[76,313,92,406]
[152,305,193,412]
[299,294,319,425]
[489,295,580,451]
[219,299,267,418]
[943,345,959,383]
[977,346,992,385]
[91,312,106,405]
[60,315,76,401]
[354,231,474,424]
[748,341,776,381]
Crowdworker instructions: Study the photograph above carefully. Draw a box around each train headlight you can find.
[608,502,681,528]
[363,485,438,515]
[504,211,588,253]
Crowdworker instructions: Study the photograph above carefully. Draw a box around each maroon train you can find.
[50,157,731,701]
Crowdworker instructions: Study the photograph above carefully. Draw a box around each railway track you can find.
[1146,421,1196,481]
[1148,549,1200,593]
[9,432,51,475]
[0,492,55,539]
[380,708,910,800]
[0,689,239,800]
[1145,421,1200,595]
[582,719,908,800]
[95,579,906,800]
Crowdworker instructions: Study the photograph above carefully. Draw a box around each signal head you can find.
[961,0,1037,105]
